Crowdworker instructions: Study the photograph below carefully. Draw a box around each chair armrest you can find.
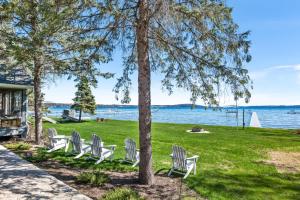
[124,146,139,151]
[50,135,67,138]
[105,145,117,150]
[51,135,67,139]
[82,139,93,145]
[85,140,92,145]
[186,155,199,161]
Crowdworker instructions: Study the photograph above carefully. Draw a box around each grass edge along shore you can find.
[33,119,300,199]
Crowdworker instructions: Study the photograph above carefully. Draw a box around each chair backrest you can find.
[71,131,82,153]
[91,134,103,157]
[125,138,137,161]
[48,128,58,148]
[172,145,187,171]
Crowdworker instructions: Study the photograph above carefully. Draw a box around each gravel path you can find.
[0,145,91,200]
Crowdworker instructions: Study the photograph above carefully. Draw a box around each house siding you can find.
[0,68,33,137]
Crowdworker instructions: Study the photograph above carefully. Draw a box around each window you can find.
[13,91,22,113]
[0,90,23,117]
[0,93,2,112]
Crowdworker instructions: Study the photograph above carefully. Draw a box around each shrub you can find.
[25,148,49,163]
[295,129,300,135]
[101,188,143,200]
[5,142,31,151]
[76,171,110,186]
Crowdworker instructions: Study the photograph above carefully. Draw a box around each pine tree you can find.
[71,77,96,122]
[82,0,252,184]
[0,1,113,144]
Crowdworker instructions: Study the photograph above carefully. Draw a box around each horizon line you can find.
[44,102,300,107]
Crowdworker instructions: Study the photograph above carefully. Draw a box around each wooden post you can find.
[242,108,245,129]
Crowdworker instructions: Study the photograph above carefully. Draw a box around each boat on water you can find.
[287,110,300,114]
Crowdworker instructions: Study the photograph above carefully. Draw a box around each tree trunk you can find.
[136,0,154,185]
[34,61,43,144]
[79,108,82,122]
[30,0,43,145]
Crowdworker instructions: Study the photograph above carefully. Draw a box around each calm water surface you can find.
[47,105,300,129]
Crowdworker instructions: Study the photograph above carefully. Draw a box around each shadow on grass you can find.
[54,119,93,124]
[186,170,300,200]
[154,168,170,175]
[24,148,136,173]
[253,132,300,139]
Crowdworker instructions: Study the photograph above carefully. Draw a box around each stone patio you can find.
[0,145,91,200]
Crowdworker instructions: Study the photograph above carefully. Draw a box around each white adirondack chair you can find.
[70,131,91,159]
[124,138,140,167]
[168,145,199,179]
[47,128,68,153]
[90,134,116,164]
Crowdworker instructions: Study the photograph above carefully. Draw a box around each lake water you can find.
[47,105,300,129]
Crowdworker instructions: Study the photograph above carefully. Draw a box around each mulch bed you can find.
[36,160,201,200]
[0,136,202,200]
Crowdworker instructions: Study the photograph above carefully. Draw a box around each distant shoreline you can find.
[45,103,300,109]
[44,104,300,129]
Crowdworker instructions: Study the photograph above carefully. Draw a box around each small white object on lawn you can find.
[186,130,210,134]
[42,116,57,124]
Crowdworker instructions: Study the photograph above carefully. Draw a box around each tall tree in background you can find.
[71,76,96,122]
[0,1,113,144]
[84,0,252,184]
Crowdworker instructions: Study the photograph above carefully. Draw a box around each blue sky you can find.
[44,0,300,106]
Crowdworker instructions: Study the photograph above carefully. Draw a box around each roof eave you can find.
[0,83,33,90]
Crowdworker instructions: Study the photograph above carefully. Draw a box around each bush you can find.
[76,171,110,186]
[5,142,31,151]
[295,129,300,135]
[101,188,143,200]
[25,148,49,163]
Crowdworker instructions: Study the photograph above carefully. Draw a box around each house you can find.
[0,67,33,137]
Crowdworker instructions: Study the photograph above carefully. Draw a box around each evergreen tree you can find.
[0,1,113,144]
[83,0,252,184]
[72,77,96,122]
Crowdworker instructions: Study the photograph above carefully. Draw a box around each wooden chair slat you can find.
[71,131,82,153]
[124,138,139,167]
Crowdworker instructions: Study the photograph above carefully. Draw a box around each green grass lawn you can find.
[43,120,300,200]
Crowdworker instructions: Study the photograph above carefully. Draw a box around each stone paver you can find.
[0,145,91,200]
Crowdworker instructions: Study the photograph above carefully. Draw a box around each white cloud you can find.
[249,69,270,80]
[272,64,300,85]
[272,64,300,71]
[250,64,300,85]
[247,92,300,106]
